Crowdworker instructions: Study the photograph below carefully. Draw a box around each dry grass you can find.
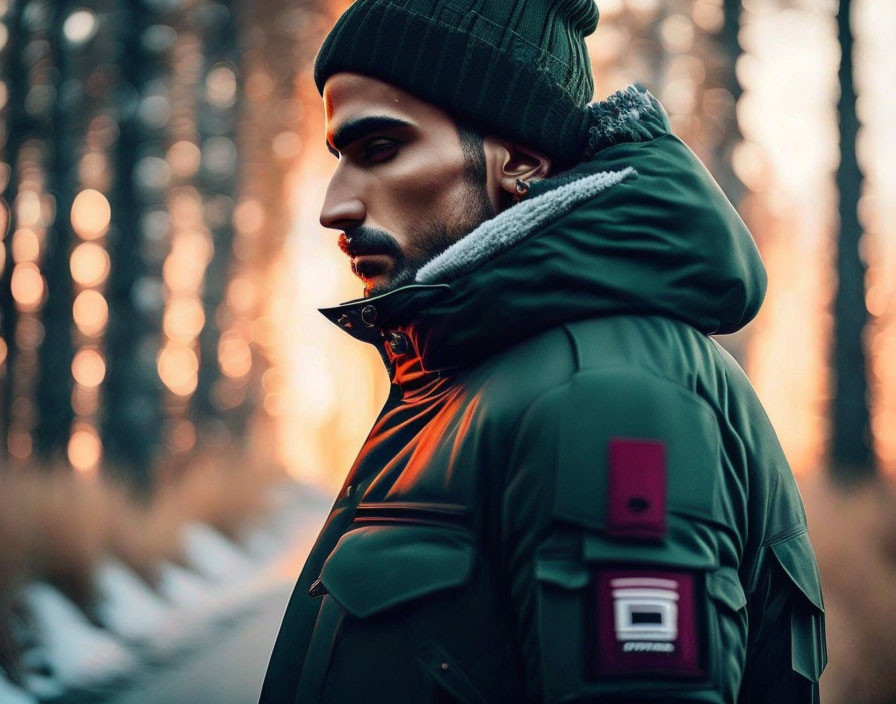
[0,457,281,677]
[802,472,896,704]
[6,460,892,700]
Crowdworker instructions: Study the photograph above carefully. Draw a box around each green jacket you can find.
[260,87,826,704]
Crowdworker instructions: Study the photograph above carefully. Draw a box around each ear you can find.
[492,139,552,198]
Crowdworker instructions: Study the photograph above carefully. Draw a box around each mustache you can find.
[338,227,403,259]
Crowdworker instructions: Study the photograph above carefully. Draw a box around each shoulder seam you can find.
[762,525,809,547]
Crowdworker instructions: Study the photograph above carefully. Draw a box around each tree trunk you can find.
[192,0,242,439]
[0,0,26,460]
[718,0,745,207]
[831,0,875,483]
[34,0,76,460]
[101,2,162,491]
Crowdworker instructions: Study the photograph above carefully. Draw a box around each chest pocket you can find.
[321,524,474,617]
[295,524,485,704]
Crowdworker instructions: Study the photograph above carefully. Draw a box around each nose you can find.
[319,166,365,231]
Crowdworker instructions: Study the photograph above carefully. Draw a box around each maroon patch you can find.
[607,438,666,539]
[593,567,703,679]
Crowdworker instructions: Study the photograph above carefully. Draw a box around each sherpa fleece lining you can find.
[415,167,636,284]
[415,85,666,285]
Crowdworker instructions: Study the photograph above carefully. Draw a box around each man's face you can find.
[321,73,496,297]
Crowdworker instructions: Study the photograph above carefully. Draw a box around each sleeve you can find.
[500,367,818,703]
[738,529,827,704]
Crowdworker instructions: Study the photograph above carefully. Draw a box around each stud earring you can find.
[515,179,530,196]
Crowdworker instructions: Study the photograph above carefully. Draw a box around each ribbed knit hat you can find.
[314,0,600,167]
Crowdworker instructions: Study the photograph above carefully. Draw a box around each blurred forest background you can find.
[0,0,894,702]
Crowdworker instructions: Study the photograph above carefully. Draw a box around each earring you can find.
[515,179,530,198]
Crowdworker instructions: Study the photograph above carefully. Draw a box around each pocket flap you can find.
[582,531,717,570]
[769,531,824,612]
[706,567,747,611]
[768,530,827,682]
[320,525,474,619]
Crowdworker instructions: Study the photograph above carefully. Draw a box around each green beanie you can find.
[314,0,600,167]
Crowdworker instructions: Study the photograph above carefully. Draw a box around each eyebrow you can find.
[326,115,414,157]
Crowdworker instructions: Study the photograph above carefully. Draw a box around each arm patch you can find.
[607,438,667,539]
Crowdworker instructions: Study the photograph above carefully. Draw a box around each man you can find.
[261,0,827,702]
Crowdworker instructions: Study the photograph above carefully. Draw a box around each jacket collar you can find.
[318,86,766,390]
[317,164,634,388]
[318,86,661,388]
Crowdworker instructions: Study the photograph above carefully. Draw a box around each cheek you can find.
[376,147,469,219]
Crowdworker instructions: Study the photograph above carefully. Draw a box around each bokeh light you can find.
[11,227,40,263]
[11,262,45,311]
[71,348,106,387]
[206,64,237,109]
[218,332,252,379]
[72,289,109,337]
[157,343,199,396]
[15,190,41,228]
[70,241,111,286]
[63,9,98,46]
[163,235,212,293]
[162,296,205,342]
[70,188,111,239]
[167,140,201,179]
[67,424,102,474]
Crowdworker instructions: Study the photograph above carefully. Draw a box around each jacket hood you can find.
[321,87,767,377]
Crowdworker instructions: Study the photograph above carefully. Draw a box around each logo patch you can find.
[593,568,703,678]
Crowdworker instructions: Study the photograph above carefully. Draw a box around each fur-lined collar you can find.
[415,86,667,285]
[415,167,635,284]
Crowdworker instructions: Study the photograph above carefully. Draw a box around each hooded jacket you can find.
[260,87,826,704]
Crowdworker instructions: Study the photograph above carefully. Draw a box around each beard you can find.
[347,175,496,298]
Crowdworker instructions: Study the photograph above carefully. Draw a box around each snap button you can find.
[360,304,377,326]
[386,331,409,355]
[440,662,449,671]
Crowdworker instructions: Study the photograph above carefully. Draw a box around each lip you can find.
[351,253,393,280]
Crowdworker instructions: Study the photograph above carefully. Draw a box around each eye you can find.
[361,139,399,163]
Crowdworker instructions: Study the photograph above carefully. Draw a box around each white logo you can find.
[611,577,679,647]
